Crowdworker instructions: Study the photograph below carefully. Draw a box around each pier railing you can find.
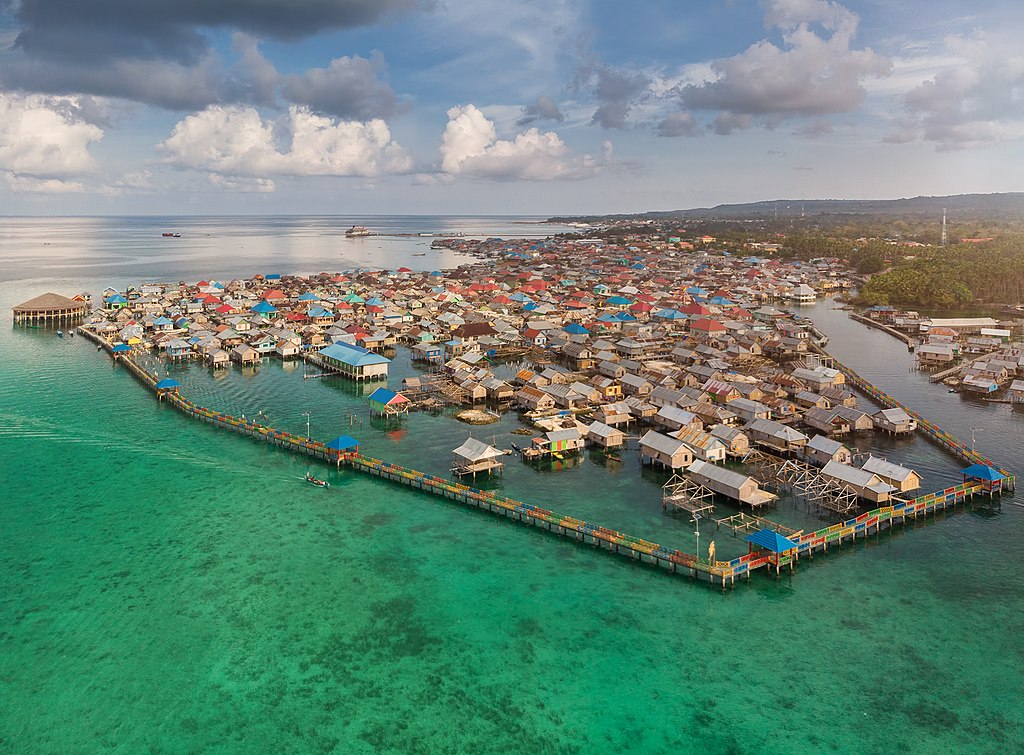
[815,347,1015,487]
[80,326,1008,586]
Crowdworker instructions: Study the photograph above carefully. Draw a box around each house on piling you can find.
[368,387,411,418]
[746,418,809,454]
[451,437,504,478]
[639,431,693,470]
[820,461,896,503]
[872,408,917,435]
[586,421,626,449]
[710,425,750,457]
[685,460,777,508]
[317,341,390,381]
[803,435,852,467]
[860,456,921,493]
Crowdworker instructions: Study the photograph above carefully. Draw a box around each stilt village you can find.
[21,229,1016,585]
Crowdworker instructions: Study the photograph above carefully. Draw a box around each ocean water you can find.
[1,217,1022,753]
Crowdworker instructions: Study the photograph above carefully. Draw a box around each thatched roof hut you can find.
[13,292,88,323]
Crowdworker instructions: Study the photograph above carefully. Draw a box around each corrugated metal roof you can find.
[746,528,799,552]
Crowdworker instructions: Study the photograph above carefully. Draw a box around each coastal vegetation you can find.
[857,236,1024,307]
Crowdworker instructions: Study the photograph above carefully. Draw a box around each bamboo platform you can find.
[79,325,1012,587]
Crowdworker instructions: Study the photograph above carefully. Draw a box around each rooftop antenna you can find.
[941,208,948,247]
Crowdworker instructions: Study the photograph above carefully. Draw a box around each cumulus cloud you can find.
[0,92,102,184]
[280,52,402,120]
[657,111,701,138]
[890,33,1024,150]
[439,104,603,181]
[516,96,565,126]
[681,0,890,129]
[0,0,421,111]
[158,105,413,187]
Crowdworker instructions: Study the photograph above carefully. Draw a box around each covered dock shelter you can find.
[746,528,800,574]
[451,437,505,478]
[326,435,360,465]
[962,464,1006,495]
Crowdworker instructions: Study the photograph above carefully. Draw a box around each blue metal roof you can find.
[155,378,181,389]
[962,464,1005,481]
[746,528,800,552]
[326,435,360,450]
[251,301,277,313]
[368,387,400,404]
[318,341,390,367]
[111,344,131,352]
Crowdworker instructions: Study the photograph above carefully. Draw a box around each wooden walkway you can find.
[80,326,1011,587]
[849,312,916,349]
[813,345,1016,488]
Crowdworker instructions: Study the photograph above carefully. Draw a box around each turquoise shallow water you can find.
[2,218,1023,752]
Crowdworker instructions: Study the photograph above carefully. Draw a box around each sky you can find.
[1,0,1023,215]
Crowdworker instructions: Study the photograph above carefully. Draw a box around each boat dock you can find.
[81,326,1013,587]
[849,312,916,350]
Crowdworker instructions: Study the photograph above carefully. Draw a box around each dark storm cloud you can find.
[0,0,425,109]
[6,0,425,63]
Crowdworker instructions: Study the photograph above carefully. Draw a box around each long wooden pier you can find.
[80,326,1011,586]
[849,312,916,349]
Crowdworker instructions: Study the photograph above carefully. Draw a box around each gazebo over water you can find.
[13,292,87,324]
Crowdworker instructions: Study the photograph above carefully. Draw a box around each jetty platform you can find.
[81,326,1013,587]
[849,312,916,349]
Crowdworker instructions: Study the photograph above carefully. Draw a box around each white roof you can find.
[821,461,895,494]
[876,408,913,423]
[639,430,688,456]
[806,435,847,455]
[587,421,621,439]
[452,437,503,462]
[861,456,918,483]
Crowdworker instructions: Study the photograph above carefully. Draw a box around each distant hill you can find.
[549,193,1024,223]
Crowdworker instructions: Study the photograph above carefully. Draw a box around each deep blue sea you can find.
[1,216,1021,753]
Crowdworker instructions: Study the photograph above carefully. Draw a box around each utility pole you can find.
[302,410,311,438]
[941,208,948,247]
[693,512,702,563]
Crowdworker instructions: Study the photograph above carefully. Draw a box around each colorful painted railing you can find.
[81,328,1005,585]
[824,353,1015,486]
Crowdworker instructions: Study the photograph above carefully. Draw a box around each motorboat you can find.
[305,472,329,488]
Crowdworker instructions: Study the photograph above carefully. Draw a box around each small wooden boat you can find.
[305,472,329,488]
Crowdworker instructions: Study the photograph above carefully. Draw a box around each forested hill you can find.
[550,193,1024,223]
[857,237,1024,308]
